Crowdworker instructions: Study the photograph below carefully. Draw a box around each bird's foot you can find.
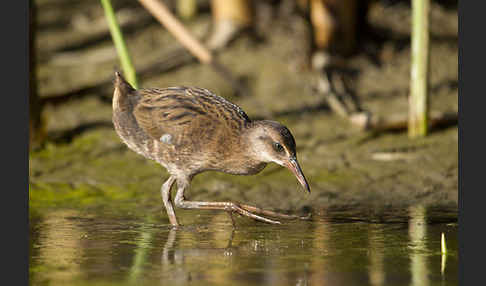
[238,203,311,221]
[230,206,281,225]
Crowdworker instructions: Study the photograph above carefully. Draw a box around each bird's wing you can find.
[133,87,218,148]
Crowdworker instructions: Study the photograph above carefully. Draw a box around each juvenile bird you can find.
[112,72,310,226]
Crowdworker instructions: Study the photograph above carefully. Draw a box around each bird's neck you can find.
[240,121,268,164]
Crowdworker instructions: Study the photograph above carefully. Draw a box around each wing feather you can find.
[132,87,251,149]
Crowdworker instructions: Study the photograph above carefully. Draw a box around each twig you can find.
[137,0,248,96]
[138,0,212,64]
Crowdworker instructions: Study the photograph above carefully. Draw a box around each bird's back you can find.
[113,78,254,175]
[134,86,251,148]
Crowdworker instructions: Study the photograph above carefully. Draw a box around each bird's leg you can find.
[173,180,281,225]
[161,176,178,226]
[228,211,236,228]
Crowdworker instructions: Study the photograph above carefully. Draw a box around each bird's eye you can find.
[273,142,284,153]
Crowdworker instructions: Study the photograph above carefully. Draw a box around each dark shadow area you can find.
[356,115,457,145]
[252,102,331,121]
[358,26,458,68]
[363,79,458,99]
[36,0,150,32]
[380,0,457,10]
[41,48,198,103]
[47,120,114,144]
[55,19,158,54]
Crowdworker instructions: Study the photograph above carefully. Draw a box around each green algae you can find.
[29,181,141,209]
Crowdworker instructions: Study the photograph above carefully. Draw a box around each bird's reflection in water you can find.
[159,212,311,286]
[160,229,189,285]
[160,214,237,285]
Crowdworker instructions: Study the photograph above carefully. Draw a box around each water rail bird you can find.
[112,72,310,226]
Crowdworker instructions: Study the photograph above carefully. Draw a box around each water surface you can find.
[29,205,457,286]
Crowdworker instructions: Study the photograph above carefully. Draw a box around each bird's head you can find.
[247,120,310,193]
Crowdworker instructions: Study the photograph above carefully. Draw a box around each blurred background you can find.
[29,1,458,285]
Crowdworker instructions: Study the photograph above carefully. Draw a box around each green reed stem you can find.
[100,0,139,88]
[408,0,430,138]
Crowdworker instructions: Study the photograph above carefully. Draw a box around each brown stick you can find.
[137,0,247,96]
[138,0,212,64]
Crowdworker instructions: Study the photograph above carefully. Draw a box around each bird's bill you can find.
[284,158,311,193]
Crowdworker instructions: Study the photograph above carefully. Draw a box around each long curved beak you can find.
[284,157,310,193]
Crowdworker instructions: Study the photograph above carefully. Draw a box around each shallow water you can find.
[29,205,457,286]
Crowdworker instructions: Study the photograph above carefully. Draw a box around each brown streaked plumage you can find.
[112,72,310,226]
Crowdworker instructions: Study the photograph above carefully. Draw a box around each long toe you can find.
[234,206,281,224]
[238,203,307,221]
[253,215,281,224]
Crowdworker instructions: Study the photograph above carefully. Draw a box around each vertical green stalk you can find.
[441,232,447,254]
[441,232,447,275]
[100,0,139,88]
[408,0,430,138]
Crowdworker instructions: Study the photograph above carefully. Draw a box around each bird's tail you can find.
[113,71,136,111]
[114,71,135,94]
